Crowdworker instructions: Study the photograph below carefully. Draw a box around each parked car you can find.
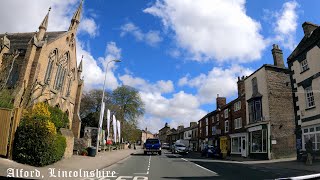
[144,138,162,155]
[173,143,188,154]
[201,145,222,158]
[162,143,170,150]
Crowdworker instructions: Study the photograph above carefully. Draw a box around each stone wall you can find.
[266,69,296,159]
[60,128,74,158]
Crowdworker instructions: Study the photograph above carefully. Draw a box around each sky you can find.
[0,0,319,133]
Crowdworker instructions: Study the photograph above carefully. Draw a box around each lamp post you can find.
[96,59,121,154]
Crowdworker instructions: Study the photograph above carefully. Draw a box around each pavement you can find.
[0,148,139,179]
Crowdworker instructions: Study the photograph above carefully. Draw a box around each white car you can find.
[173,143,188,154]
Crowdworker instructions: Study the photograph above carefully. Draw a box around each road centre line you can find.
[181,158,217,175]
[134,155,151,175]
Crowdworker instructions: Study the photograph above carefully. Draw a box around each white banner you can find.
[107,109,110,139]
[98,102,105,128]
[113,115,117,142]
[117,120,121,143]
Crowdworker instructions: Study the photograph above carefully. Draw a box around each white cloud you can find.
[77,41,120,91]
[120,22,163,46]
[274,1,299,50]
[78,17,98,37]
[144,0,266,62]
[119,73,206,133]
[0,0,98,37]
[139,91,206,132]
[179,65,253,104]
[120,74,174,94]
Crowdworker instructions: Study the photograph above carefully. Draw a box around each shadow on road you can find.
[130,153,160,156]
[161,176,223,180]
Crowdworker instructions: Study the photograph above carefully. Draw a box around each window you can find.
[248,99,262,123]
[300,59,309,72]
[216,115,219,122]
[234,101,241,111]
[211,116,214,123]
[212,126,216,135]
[305,86,315,108]
[225,120,229,133]
[66,78,72,96]
[252,77,258,94]
[206,118,208,125]
[231,137,241,153]
[251,129,267,153]
[224,109,229,118]
[302,126,320,150]
[234,118,242,129]
[45,50,57,84]
[206,126,208,136]
[54,52,69,91]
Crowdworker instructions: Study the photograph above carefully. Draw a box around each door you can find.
[241,136,247,157]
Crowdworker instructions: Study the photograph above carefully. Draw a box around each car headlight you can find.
[159,147,161,150]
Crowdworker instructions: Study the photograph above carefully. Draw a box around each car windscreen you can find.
[146,139,159,144]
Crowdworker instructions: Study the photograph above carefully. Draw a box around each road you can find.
[86,150,316,180]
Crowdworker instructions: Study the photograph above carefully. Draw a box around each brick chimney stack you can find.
[271,44,285,68]
[216,94,226,109]
[302,22,318,37]
[190,122,197,127]
[237,76,245,97]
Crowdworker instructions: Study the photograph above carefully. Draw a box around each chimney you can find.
[177,125,184,131]
[190,122,197,127]
[302,22,318,37]
[271,44,285,68]
[216,94,226,109]
[237,76,245,97]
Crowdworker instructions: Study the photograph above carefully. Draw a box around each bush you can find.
[48,106,69,130]
[0,89,14,109]
[13,119,57,166]
[13,102,66,167]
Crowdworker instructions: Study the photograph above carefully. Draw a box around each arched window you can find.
[44,49,57,84]
[54,52,69,91]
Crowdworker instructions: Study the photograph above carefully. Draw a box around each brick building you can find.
[158,123,171,144]
[0,2,84,139]
[287,22,320,159]
[244,44,296,159]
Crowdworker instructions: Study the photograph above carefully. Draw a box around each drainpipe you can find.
[268,122,271,160]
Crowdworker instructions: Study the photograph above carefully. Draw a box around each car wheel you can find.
[159,151,162,155]
[144,151,147,155]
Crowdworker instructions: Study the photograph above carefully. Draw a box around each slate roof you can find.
[288,24,320,61]
[0,31,67,51]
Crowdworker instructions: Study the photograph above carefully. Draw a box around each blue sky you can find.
[1,0,319,133]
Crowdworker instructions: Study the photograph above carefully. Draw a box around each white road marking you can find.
[134,155,151,175]
[181,158,218,175]
[276,173,320,180]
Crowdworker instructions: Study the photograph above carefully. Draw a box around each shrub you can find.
[0,89,14,109]
[13,119,57,167]
[13,102,67,167]
[53,134,66,162]
[48,106,69,130]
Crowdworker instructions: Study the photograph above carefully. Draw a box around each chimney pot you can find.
[271,44,285,68]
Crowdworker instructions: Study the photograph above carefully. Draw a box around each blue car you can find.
[202,145,222,158]
[144,138,162,155]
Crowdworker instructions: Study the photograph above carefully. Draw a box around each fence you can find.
[0,108,22,158]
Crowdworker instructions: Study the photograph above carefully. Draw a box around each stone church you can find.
[0,1,84,138]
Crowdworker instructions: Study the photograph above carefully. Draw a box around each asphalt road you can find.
[86,150,316,180]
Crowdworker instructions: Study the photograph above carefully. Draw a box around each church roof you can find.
[0,31,67,52]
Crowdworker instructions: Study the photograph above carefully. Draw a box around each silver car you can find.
[173,143,188,154]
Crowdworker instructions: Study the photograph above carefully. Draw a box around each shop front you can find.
[248,124,269,159]
[230,133,248,157]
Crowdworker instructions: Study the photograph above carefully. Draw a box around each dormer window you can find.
[300,59,309,73]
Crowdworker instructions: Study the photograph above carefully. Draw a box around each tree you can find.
[79,85,145,140]
[112,85,145,125]
[111,85,145,142]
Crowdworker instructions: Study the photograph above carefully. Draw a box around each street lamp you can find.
[96,59,121,154]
